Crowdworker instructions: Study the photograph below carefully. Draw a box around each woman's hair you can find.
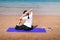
[23,10,29,19]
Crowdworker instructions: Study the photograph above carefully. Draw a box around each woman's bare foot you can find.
[32,25,38,28]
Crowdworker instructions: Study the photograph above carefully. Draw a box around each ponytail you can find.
[27,13,29,19]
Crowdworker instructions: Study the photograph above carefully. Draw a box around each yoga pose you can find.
[15,9,37,31]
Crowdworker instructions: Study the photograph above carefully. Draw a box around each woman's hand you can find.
[29,9,33,12]
[19,17,22,20]
[17,17,22,24]
[18,17,25,25]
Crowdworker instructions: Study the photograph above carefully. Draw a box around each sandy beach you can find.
[0,14,60,40]
[0,1,60,40]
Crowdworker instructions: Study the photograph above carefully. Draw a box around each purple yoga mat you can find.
[6,27,46,32]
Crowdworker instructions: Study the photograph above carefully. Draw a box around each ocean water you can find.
[0,0,60,2]
[0,0,60,15]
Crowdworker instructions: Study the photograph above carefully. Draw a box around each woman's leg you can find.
[22,25,31,31]
[30,25,38,30]
[15,25,30,30]
[23,25,38,31]
[15,25,23,30]
[23,25,35,31]
[15,25,38,31]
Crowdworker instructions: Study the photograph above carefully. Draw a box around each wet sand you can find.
[0,15,60,40]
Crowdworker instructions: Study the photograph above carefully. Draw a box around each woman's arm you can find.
[17,9,32,25]
[19,9,32,20]
[17,19,25,25]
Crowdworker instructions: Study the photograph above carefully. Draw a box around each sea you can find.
[0,0,60,15]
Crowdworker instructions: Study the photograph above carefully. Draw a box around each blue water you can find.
[0,0,60,8]
[0,0,60,3]
[0,0,60,15]
[0,0,60,5]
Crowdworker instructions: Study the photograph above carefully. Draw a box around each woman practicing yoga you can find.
[15,9,37,31]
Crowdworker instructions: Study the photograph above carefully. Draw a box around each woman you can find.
[15,9,37,31]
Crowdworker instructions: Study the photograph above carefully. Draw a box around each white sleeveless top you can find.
[22,12,33,28]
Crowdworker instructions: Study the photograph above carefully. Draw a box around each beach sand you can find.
[0,15,60,40]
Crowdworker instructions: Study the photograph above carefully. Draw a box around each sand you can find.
[0,15,60,40]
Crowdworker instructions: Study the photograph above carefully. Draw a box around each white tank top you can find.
[22,12,33,28]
